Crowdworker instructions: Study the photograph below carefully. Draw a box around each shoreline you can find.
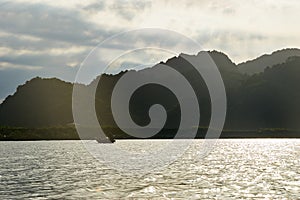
[1,138,300,141]
[1,126,300,140]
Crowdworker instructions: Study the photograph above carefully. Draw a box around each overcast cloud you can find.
[0,0,300,99]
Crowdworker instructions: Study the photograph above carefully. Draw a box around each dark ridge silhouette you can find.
[238,48,300,75]
[1,49,300,139]
[0,77,74,127]
[235,56,300,129]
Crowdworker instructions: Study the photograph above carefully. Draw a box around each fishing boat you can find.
[95,135,115,143]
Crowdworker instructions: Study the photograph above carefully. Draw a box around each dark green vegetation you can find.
[1,49,300,140]
[1,126,299,140]
[0,126,78,140]
[238,48,300,75]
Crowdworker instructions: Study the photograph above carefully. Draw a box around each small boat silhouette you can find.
[95,134,115,143]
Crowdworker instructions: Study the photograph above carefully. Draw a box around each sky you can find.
[0,0,300,101]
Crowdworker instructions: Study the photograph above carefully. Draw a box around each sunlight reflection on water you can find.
[0,139,299,199]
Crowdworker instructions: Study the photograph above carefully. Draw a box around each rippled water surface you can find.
[0,139,299,199]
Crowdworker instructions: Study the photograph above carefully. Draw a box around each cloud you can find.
[0,0,300,100]
[0,1,113,86]
[0,2,111,45]
[222,7,235,15]
[0,50,87,68]
[83,1,105,13]
[110,0,152,21]
[0,62,43,70]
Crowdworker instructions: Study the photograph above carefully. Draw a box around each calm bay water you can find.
[0,139,299,199]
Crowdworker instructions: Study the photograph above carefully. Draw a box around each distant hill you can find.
[237,48,300,75]
[0,77,74,127]
[1,49,300,135]
[236,56,300,129]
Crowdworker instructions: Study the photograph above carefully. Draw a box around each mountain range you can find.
[237,48,300,74]
[1,48,300,136]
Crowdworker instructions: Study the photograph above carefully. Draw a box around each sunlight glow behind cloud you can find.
[0,0,300,99]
